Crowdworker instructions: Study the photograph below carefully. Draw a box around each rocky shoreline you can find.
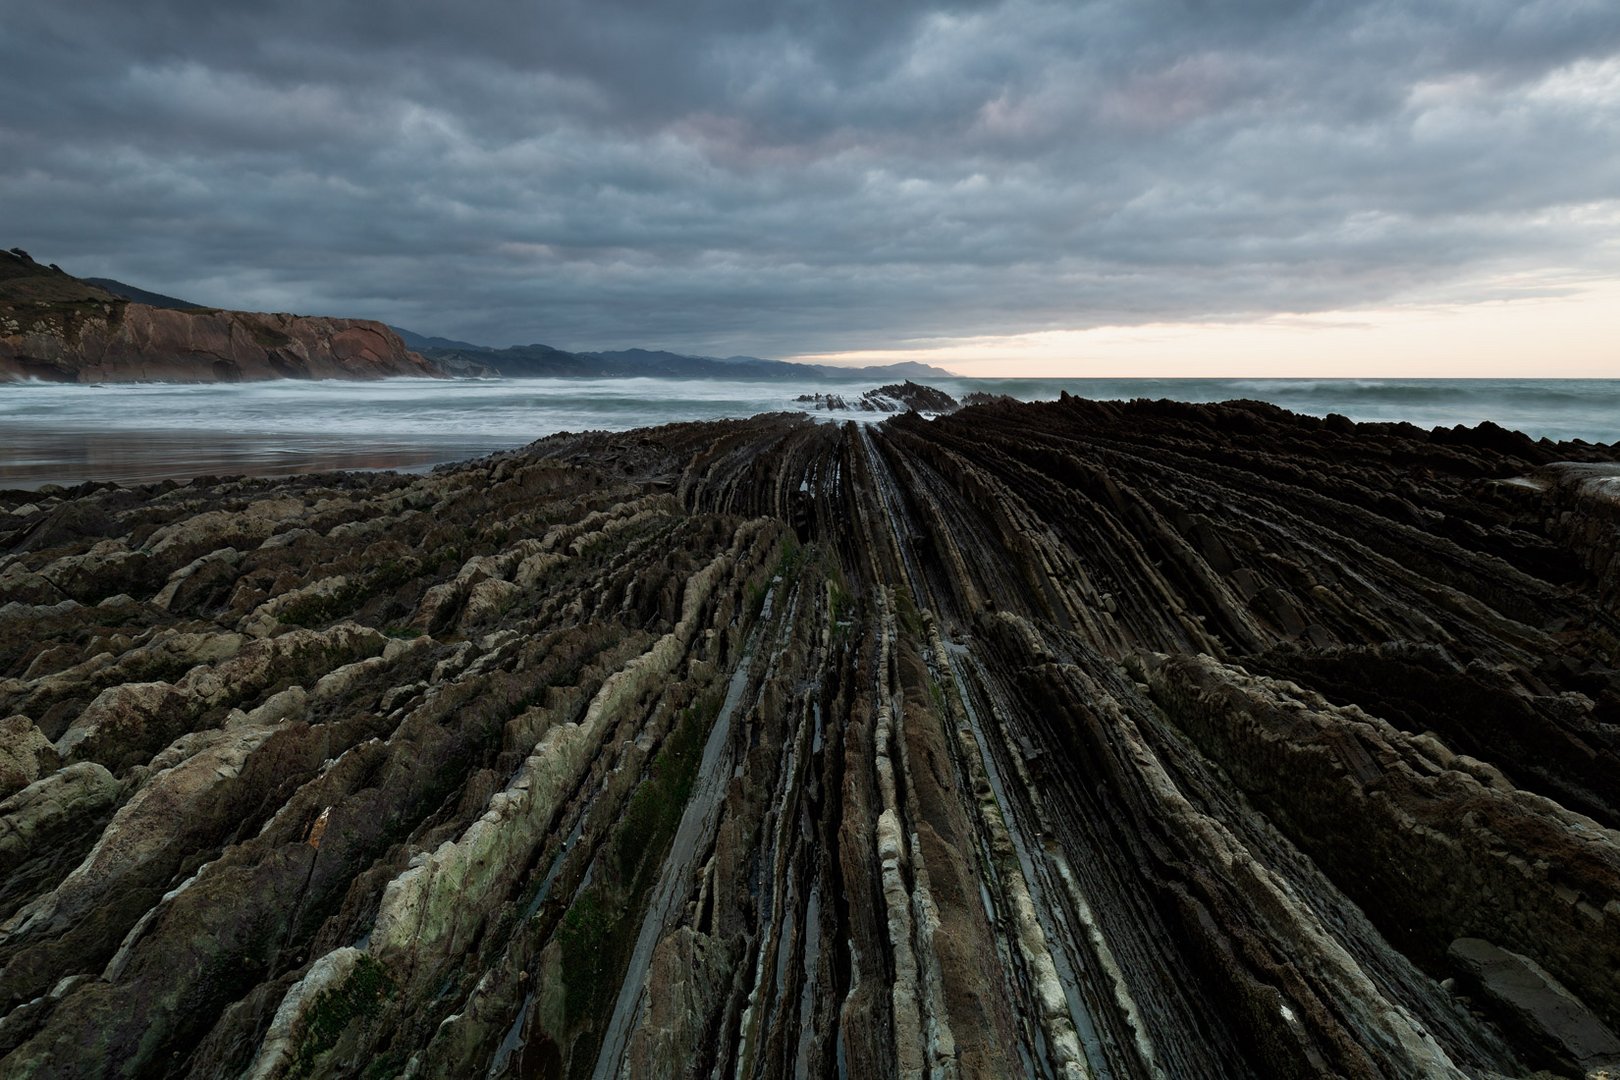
[1,397,1618,1078]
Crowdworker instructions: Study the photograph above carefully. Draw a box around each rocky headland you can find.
[0,397,1618,1078]
[0,251,441,383]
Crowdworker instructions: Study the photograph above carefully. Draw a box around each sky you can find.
[2,0,1618,376]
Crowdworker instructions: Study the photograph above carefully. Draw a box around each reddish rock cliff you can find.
[0,304,443,383]
[0,251,443,382]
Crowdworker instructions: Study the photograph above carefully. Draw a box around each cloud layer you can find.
[4,0,1618,357]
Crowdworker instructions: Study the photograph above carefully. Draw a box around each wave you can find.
[1,377,1616,487]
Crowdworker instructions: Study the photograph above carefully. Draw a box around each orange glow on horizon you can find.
[788,281,1620,378]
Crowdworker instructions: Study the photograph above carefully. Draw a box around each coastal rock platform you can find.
[0,396,1617,1078]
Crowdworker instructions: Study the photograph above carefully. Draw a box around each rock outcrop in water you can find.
[796,381,960,414]
[1,397,1618,1078]
[0,251,442,383]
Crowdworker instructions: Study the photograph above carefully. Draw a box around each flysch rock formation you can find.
[0,250,442,383]
[0,395,1617,1079]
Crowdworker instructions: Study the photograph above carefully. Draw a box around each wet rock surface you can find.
[0,396,1617,1078]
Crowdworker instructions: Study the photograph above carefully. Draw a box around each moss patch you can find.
[554,689,721,1035]
[614,696,709,890]
[894,581,927,640]
[288,954,395,1079]
[748,535,805,622]
[557,888,620,1026]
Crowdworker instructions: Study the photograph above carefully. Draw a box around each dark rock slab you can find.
[1449,937,1620,1075]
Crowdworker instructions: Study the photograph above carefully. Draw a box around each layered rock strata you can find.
[0,397,1617,1078]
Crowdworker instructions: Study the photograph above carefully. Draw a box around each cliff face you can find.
[0,399,1617,1078]
[0,251,442,382]
[0,304,443,383]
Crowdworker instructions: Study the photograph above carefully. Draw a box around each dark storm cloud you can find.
[3,0,1618,355]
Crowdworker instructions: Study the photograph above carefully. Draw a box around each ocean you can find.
[2,376,1616,490]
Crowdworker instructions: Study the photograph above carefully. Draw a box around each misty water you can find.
[2,376,1617,490]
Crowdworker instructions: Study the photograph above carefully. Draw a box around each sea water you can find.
[1,376,1615,490]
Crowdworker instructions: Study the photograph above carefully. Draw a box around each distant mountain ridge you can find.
[394,331,957,381]
[389,326,491,354]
